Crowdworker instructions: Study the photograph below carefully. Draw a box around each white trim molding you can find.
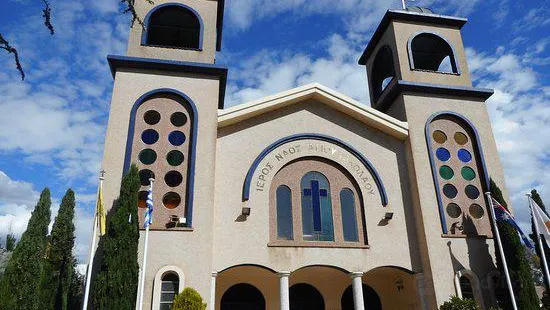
[151,265,186,310]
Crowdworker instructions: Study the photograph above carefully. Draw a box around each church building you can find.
[98,0,511,309]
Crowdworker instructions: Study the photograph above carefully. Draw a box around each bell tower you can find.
[98,0,227,308]
[359,7,511,309]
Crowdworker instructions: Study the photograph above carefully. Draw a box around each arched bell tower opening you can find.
[408,32,459,74]
[143,4,203,50]
[371,45,395,101]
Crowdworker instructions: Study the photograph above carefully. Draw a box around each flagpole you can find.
[82,173,105,310]
[528,194,550,289]
[485,191,518,310]
[138,178,154,310]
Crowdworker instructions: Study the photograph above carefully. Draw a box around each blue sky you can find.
[0,0,549,264]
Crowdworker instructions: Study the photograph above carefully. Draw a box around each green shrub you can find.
[440,296,482,310]
[171,288,206,310]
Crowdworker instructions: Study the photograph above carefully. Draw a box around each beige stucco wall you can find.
[126,0,219,63]
[213,99,420,275]
[100,69,221,309]
[399,93,508,308]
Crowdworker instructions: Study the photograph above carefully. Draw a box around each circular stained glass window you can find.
[465,185,480,199]
[436,148,451,162]
[163,192,181,209]
[167,150,184,166]
[461,166,476,181]
[144,110,161,125]
[458,149,472,163]
[138,191,148,208]
[446,203,462,218]
[165,171,183,187]
[139,169,155,186]
[171,112,188,127]
[443,184,458,199]
[168,131,186,146]
[139,149,157,165]
[439,166,454,180]
[141,129,159,145]
[454,132,469,145]
[433,130,447,144]
[469,204,484,219]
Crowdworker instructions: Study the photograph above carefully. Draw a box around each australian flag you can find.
[492,198,534,248]
[144,185,153,228]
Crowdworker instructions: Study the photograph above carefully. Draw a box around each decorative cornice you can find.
[107,55,228,109]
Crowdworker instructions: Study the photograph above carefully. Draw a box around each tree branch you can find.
[42,0,54,35]
[121,0,154,28]
[0,33,25,80]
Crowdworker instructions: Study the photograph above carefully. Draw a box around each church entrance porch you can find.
[213,265,421,310]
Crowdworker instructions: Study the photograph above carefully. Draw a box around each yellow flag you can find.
[97,185,106,236]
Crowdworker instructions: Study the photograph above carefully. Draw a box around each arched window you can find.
[159,273,179,310]
[269,158,366,247]
[340,188,359,242]
[459,276,474,299]
[426,113,490,236]
[221,283,266,310]
[301,171,334,241]
[409,33,458,74]
[371,45,395,100]
[128,91,197,229]
[145,5,201,49]
[276,185,293,240]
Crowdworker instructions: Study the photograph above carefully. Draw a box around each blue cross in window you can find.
[303,180,328,232]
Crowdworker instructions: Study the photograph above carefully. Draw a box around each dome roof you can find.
[406,6,435,14]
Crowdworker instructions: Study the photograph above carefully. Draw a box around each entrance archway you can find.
[220,283,265,310]
[341,284,381,310]
[290,283,324,310]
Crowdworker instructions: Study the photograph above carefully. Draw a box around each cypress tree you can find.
[530,189,550,288]
[40,189,76,310]
[5,234,15,251]
[92,165,140,310]
[0,188,51,310]
[490,180,539,309]
[67,258,84,310]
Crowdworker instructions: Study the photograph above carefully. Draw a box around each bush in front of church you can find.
[171,287,207,310]
[440,296,482,310]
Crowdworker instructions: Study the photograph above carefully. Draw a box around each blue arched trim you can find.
[407,31,461,75]
[123,88,198,227]
[425,111,491,234]
[242,134,388,206]
[140,3,204,51]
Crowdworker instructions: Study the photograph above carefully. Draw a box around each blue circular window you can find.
[458,149,472,163]
[436,148,451,162]
[168,131,186,146]
[141,129,159,145]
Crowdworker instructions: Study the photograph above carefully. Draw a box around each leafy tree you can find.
[5,234,15,251]
[92,164,140,310]
[0,188,51,310]
[490,179,539,310]
[171,288,207,310]
[67,258,84,310]
[40,189,76,310]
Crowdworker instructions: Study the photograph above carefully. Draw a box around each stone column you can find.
[278,272,291,310]
[350,272,365,310]
[210,272,218,310]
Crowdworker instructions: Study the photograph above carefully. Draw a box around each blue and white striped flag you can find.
[144,184,153,228]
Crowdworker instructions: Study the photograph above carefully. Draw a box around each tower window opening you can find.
[410,33,458,74]
[371,45,395,100]
[146,5,201,49]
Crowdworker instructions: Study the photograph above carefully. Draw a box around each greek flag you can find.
[144,185,153,228]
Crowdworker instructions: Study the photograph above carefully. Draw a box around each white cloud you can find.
[0,171,39,207]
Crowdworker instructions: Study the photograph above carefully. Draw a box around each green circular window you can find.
[439,166,454,180]
[166,150,185,166]
[461,167,476,181]
[139,149,157,165]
